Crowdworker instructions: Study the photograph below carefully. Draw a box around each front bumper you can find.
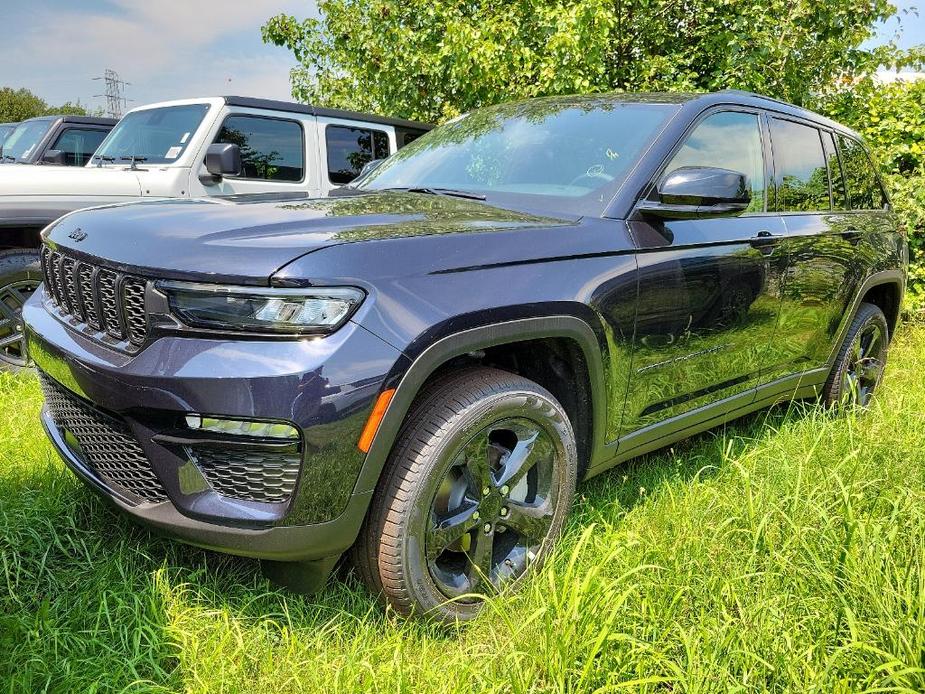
[24,292,402,561]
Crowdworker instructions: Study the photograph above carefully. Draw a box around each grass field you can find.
[3,326,925,692]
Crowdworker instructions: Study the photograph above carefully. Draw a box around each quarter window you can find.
[664,111,766,213]
[51,128,109,167]
[822,131,848,210]
[214,116,304,182]
[837,135,886,210]
[769,119,831,212]
[326,125,391,184]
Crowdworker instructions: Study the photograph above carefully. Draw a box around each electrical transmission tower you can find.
[92,69,131,118]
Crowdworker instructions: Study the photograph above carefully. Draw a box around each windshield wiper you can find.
[380,186,487,201]
[1,155,16,162]
[93,154,116,167]
[121,155,148,170]
[407,187,487,201]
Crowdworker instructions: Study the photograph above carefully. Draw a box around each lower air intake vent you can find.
[188,448,301,504]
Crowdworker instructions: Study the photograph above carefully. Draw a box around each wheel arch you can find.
[828,269,905,368]
[351,315,609,497]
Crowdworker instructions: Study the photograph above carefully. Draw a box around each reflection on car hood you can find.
[43,191,578,283]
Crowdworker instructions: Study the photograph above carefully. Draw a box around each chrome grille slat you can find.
[41,245,148,350]
[38,371,168,504]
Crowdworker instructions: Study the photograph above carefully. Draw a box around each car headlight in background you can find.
[157,281,365,334]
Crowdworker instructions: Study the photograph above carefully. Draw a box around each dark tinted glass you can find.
[327,126,390,184]
[770,119,830,212]
[51,128,109,166]
[94,104,210,164]
[215,116,304,181]
[837,135,885,210]
[822,131,848,210]
[665,111,766,212]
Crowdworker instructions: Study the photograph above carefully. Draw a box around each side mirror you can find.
[201,143,242,184]
[42,150,67,166]
[639,166,751,219]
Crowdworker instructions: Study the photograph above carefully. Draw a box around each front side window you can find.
[359,98,679,215]
[663,111,766,213]
[769,119,830,212]
[1,119,53,161]
[0,124,16,145]
[93,104,210,165]
[838,135,886,210]
[51,128,109,166]
[215,116,304,182]
[326,126,390,184]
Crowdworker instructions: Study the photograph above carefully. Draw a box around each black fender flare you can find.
[351,315,609,496]
[826,268,906,369]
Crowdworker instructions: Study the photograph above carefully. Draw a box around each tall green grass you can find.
[3,327,925,692]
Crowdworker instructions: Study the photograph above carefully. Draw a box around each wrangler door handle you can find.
[753,230,782,239]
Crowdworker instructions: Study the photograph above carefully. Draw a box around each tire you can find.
[822,302,890,409]
[352,367,577,622]
[0,249,42,372]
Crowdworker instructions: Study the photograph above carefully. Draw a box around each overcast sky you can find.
[3,0,923,114]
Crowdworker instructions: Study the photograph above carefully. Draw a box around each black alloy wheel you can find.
[0,279,39,369]
[353,367,577,622]
[823,301,890,409]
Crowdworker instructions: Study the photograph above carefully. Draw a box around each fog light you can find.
[184,414,299,440]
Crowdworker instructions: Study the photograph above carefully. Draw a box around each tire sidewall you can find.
[0,249,42,372]
[399,388,577,620]
[826,303,889,408]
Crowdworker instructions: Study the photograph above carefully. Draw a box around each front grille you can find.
[39,372,168,503]
[188,447,301,504]
[41,246,149,348]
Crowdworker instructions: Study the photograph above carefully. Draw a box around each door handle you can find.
[840,228,862,244]
[753,230,782,239]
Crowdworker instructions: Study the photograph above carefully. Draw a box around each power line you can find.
[92,69,131,118]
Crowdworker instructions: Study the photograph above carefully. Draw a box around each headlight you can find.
[157,281,364,334]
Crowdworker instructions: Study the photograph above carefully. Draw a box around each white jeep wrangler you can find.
[0,96,430,368]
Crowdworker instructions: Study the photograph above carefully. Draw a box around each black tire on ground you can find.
[822,301,890,409]
[0,248,42,372]
[352,367,577,622]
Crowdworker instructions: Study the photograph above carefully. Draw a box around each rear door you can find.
[763,116,871,380]
[621,108,788,436]
[318,118,394,192]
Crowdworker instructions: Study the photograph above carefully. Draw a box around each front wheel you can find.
[822,302,890,409]
[353,367,577,622]
[0,249,42,372]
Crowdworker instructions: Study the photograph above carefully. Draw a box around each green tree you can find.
[0,87,89,122]
[263,0,903,123]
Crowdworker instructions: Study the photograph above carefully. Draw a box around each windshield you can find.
[0,125,16,146]
[358,96,679,215]
[91,103,210,166]
[1,119,53,162]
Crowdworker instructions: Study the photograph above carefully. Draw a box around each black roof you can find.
[223,96,433,131]
[19,115,117,126]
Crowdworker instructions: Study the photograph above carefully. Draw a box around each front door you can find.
[619,109,787,437]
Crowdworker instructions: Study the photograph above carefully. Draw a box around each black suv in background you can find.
[24,90,905,622]
[0,115,116,166]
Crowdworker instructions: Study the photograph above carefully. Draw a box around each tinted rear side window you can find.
[215,116,304,182]
[822,131,848,210]
[664,111,766,213]
[326,125,391,184]
[837,135,885,210]
[51,128,109,166]
[769,119,830,212]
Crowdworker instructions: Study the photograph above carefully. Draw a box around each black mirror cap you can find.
[639,166,751,219]
[203,143,242,179]
[659,166,750,206]
[42,149,67,166]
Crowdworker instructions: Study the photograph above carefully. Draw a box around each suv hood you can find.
[44,192,577,283]
[0,163,143,196]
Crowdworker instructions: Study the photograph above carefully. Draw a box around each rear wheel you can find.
[353,367,577,622]
[0,249,42,371]
[823,302,890,409]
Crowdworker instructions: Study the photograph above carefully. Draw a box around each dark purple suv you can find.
[24,90,906,622]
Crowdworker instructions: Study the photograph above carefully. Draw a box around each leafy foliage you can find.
[0,87,90,122]
[262,0,902,123]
